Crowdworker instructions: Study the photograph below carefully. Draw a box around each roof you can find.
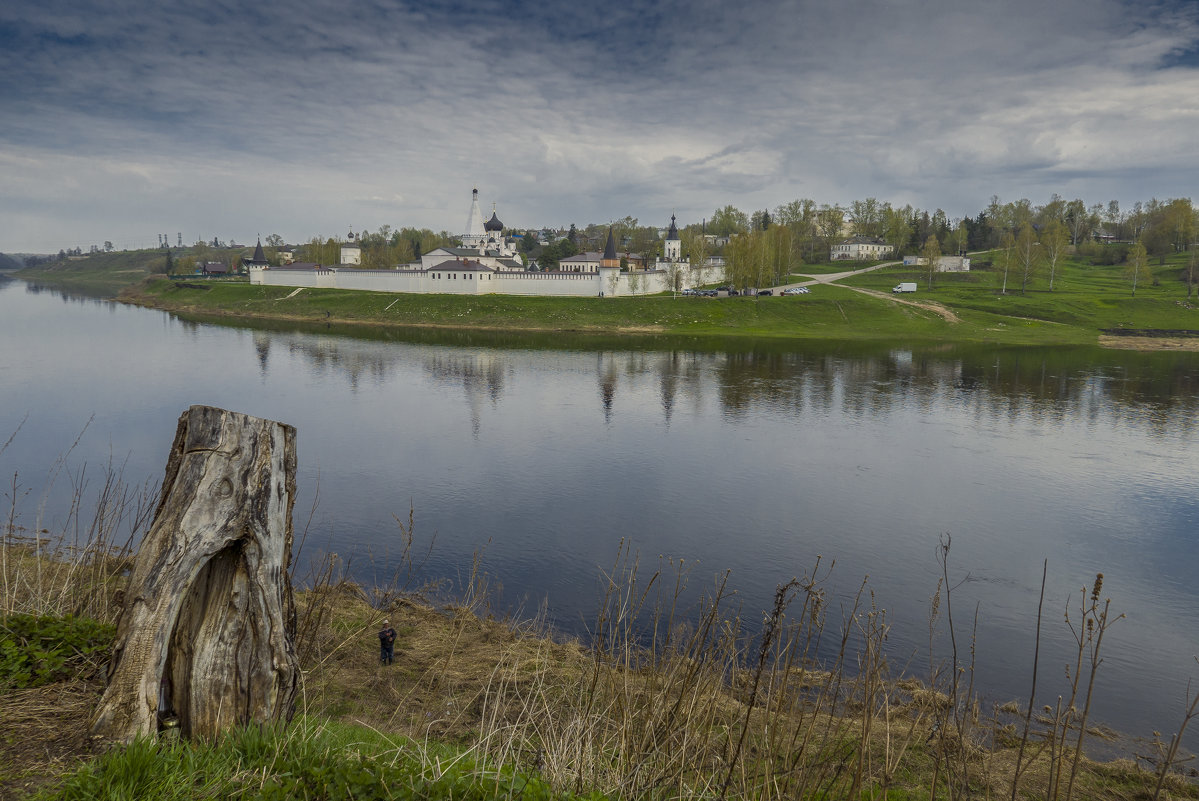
[603,228,617,260]
[429,246,482,257]
[666,214,679,239]
[428,259,495,272]
[272,261,323,270]
[485,211,504,232]
[560,252,602,263]
[839,235,888,246]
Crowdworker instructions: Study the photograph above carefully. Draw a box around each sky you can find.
[2,0,1199,254]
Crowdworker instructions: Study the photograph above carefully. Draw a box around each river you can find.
[2,275,1197,754]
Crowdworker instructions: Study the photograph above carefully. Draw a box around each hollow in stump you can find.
[90,405,300,743]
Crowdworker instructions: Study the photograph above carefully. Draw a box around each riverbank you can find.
[4,534,1198,800]
[18,244,1199,348]
[111,276,1097,347]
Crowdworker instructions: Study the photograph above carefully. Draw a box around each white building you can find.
[653,215,691,274]
[903,255,971,272]
[249,193,722,297]
[460,188,523,263]
[831,236,894,261]
[339,235,361,266]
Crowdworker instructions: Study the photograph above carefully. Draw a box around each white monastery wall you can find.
[249,258,724,298]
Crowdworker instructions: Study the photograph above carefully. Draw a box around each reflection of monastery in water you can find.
[250,190,719,297]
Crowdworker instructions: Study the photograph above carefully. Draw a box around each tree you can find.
[850,198,884,238]
[1014,223,1042,294]
[1041,219,1069,291]
[1064,199,1091,245]
[1188,250,1197,300]
[265,234,285,248]
[774,198,818,263]
[922,235,941,291]
[104,241,114,252]
[164,248,174,274]
[816,205,845,252]
[998,231,1015,294]
[883,206,913,257]
[950,218,969,257]
[1124,241,1150,297]
[709,206,750,237]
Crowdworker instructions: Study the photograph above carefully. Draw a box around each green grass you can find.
[839,249,1199,334]
[124,278,1083,346]
[789,259,894,276]
[36,716,598,801]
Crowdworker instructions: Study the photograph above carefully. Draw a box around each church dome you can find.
[485,211,504,232]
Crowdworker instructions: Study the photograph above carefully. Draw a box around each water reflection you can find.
[240,326,1199,435]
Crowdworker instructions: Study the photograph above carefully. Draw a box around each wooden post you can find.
[90,405,300,743]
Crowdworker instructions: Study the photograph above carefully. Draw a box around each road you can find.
[770,261,961,323]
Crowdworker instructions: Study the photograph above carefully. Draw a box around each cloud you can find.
[2,0,1198,251]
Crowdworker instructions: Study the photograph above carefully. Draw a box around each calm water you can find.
[2,275,1197,752]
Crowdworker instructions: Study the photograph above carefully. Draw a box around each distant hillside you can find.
[14,246,253,287]
[0,252,24,271]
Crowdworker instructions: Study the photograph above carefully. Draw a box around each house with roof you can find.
[831,236,894,261]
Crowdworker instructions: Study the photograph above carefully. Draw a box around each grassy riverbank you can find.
[16,247,1199,348]
[4,520,1198,799]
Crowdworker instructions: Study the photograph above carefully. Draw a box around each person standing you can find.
[378,619,397,665]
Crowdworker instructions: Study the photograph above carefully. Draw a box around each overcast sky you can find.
[2,0,1198,253]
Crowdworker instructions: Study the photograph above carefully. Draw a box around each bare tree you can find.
[1014,223,1042,294]
[1041,219,1069,291]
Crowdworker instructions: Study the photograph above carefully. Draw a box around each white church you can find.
[249,190,718,297]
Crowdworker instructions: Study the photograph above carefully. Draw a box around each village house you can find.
[831,236,894,261]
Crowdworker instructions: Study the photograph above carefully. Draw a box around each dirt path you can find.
[774,262,962,324]
[846,286,962,323]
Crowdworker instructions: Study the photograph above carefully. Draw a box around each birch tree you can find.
[922,235,941,291]
[1125,241,1150,297]
[1041,219,1069,291]
[1015,223,1042,294]
[998,231,1015,294]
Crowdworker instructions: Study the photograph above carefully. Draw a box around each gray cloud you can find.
[2,0,1198,251]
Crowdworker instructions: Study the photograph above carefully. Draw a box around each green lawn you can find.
[839,250,1199,334]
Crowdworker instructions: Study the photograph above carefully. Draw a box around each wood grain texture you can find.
[90,405,299,743]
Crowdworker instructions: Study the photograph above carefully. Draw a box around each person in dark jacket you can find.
[378,619,397,665]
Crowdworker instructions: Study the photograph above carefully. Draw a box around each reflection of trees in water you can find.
[956,350,1198,438]
[244,323,1198,435]
[423,352,508,438]
[20,280,115,305]
[634,346,1198,435]
[252,331,271,375]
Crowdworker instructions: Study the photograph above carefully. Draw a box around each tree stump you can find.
[90,405,300,743]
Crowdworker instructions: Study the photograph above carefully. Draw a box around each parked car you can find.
[726,289,739,296]
[757,289,773,296]
[782,287,810,295]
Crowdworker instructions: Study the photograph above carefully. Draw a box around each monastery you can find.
[249,191,718,297]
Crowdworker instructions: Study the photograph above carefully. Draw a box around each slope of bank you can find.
[117,276,1099,346]
[6,547,1198,800]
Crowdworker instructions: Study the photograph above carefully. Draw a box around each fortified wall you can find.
[249,263,723,298]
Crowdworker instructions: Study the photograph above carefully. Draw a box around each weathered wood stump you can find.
[90,405,300,743]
